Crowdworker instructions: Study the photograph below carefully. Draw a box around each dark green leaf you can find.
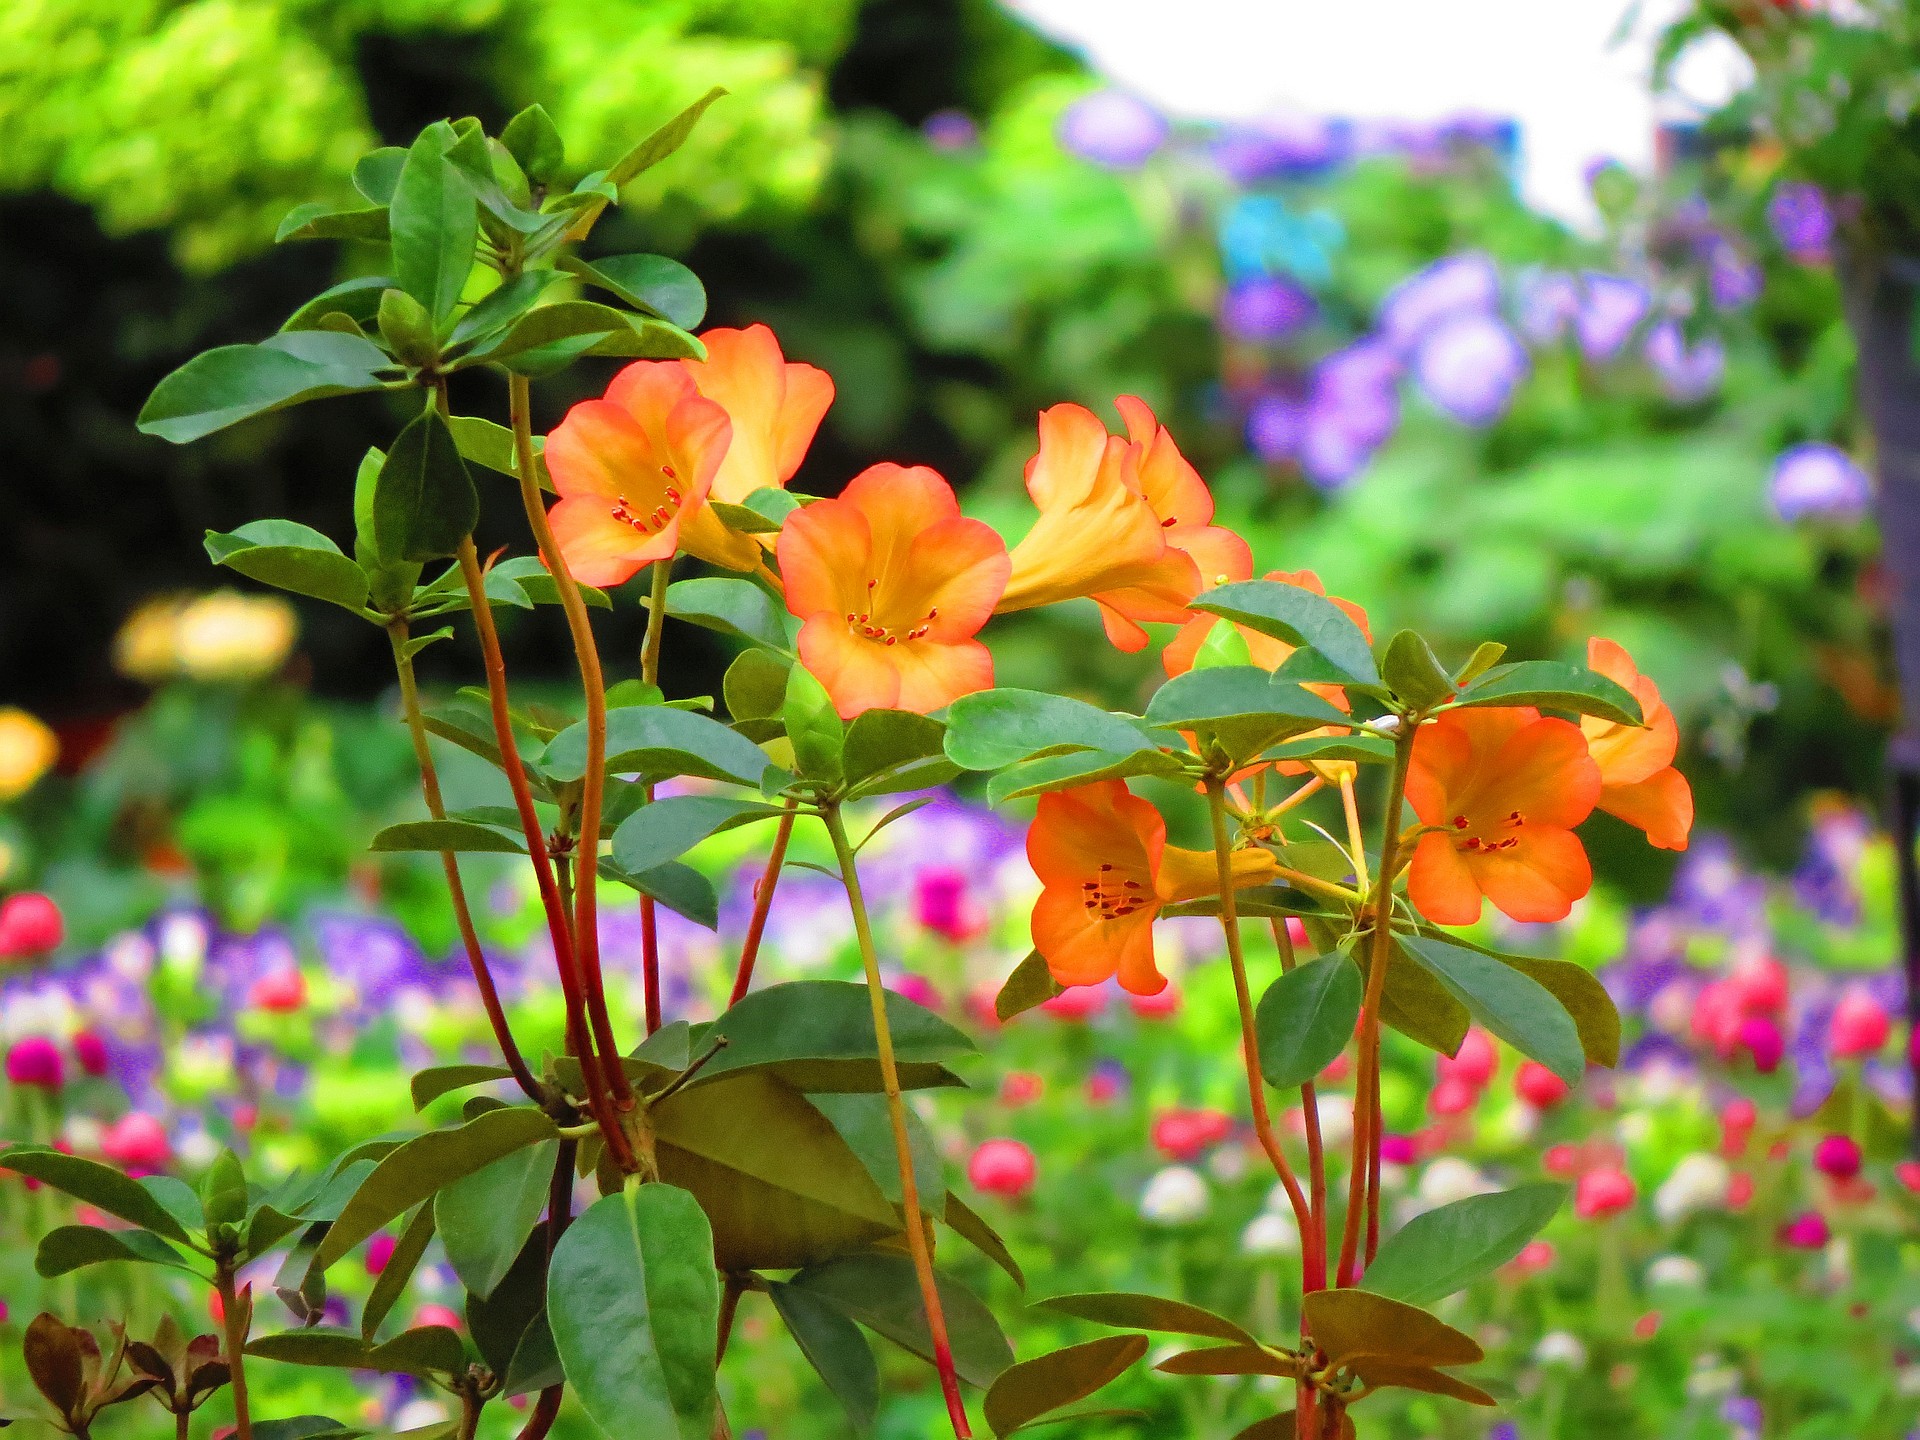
[789,1252,1012,1388]
[436,1139,559,1300]
[366,1325,467,1376]
[141,1176,204,1234]
[463,302,701,369]
[984,747,1187,806]
[841,709,947,788]
[1361,1182,1569,1306]
[390,125,478,324]
[1255,954,1363,1091]
[944,1191,1025,1289]
[691,980,975,1093]
[994,951,1063,1023]
[369,820,524,855]
[253,1418,356,1440]
[1500,953,1620,1068]
[34,1226,193,1278]
[610,795,785,874]
[447,272,558,349]
[1038,1293,1257,1346]
[361,1202,436,1339]
[664,577,789,651]
[1143,669,1352,759]
[501,105,564,182]
[984,1336,1148,1437]
[770,1281,879,1435]
[1380,944,1472,1056]
[205,520,370,611]
[805,1091,943,1218]
[1301,1289,1482,1370]
[545,705,769,787]
[1264,733,1394,766]
[1399,936,1585,1085]
[1452,660,1642,726]
[725,649,792,723]
[283,276,393,332]
[371,410,479,564]
[1192,579,1379,686]
[562,254,707,330]
[275,202,390,244]
[0,1147,194,1242]
[138,333,389,444]
[467,1234,548,1380]
[411,1063,514,1111]
[446,415,551,491]
[606,87,728,186]
[1381,630,1456,710]
[944,689,1155,771]
[503,1307,563,1398]
[354,147,408,205]
[1346,1357,1495,1406]
[549,1185,719,1440]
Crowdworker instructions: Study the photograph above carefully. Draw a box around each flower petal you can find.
[797,614,899,717]
[1407,832,1485,926]
[1600,766,1693,851]
[888,636,995,715]
[1031,888,1158,990]
[1468,827,1593,923]
[682,324,833,503]
[545,398,658,503]
[778,490,873,622]
[1027,782,1163,889]
[547,496,670,588]
[1484,716,1601,830]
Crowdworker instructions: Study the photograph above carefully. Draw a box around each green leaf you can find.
[770,1281,879,1435]
[705,501,783,535]
[275,202,390,244]
[466,1233,547,1378]
[1143,669,1353,759]
[1361,1182,1569,1306]
[1380,944,1472,1056]
[354,147,408,205]
[994,951,1063,1023]
[369,820,524,855]
[446,415,551,491]
[944,1191,1025,1289]
[1453,641,1507,686]
[141,1175,205,1234]
[984,748,1188,806]
[805,1092,944,1218]
[463,302,702,370]
[283,276,393,332]
[361,1202,436,1339]
[371,410,479,565]
[411,1063,515,1111]
[842,709,947,788]
[205,520,370,612]
[691,980,975,1094]
[944,690,1156,771]
[308,1107,558,1276]
[549,1185,719,1440]
[601,859,720,929]
[0,1146,195,1242]
[390,125,478,324]
[1347,1357,1496,1406]
[664,577,790,651]
[544,705,770,787]
[562,254,707,331]
[376,288,438,367]
[1191,618,1252,671]
[1264,733,1394,766]
[1452,660,1642,726]
[1301,1289,1482,1370]
[367,1325,467,1376]
[501,105,564,182]
[1381,630,1456,710]
[1038,1293,1257,1346]
[782,664,845,782]
[1192,579,1379,686]
[610,795,785,874]
[1500,953,1620,1068]
[244,1329,373,1370]
[436,1140,560,1300]
[725,649,792,723]
[253,1418,357,1440]
[606,87,729,187]
[984,1336,1148,1437]
[1255,954,1363,1091]
[1153,1344,1294,1377]
[447,272,558,350]
[34,1225,193,1277]
[202,1148,249,1225]
[138,332,389,444]
[1399,936,1585,1085]
[789,1251,1012,1388]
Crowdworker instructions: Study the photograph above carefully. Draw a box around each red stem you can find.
[641,893,662,1033]
[730,800,797,1006]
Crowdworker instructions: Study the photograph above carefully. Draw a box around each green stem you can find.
[823,804,971,1439]
[214,1264,252,1440]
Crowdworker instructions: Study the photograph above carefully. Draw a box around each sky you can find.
[1004,0,1754,225]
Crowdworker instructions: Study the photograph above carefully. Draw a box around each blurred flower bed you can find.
[1,677,1916,1439]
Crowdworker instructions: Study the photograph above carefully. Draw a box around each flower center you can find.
[844,578,938,647]
[1452,809,1524,853]
[1080,861,1150,920]
[608,466,682,534]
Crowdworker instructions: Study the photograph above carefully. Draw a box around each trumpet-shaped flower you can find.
[1581,639,1693,851]
[676,324,835,569]
[779,464,1009,718]
[1027,780,1276,995]
[545,364,731,587]
[1406,708,1602,925]
[997,401,1249,650]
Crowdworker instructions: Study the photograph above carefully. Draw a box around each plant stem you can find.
[638,559,673,1033]
[176,1406,190,1440]
[1269,918,1327,1296]
[457,1384,482,1440]
[1338,773,1367,887]
[508,373,633,1113]
[716,1276,744,1363]
[516,1388,562,1440]
[1203,780,1314,1252]
[387,617,543,1103]
[822,804,971,1439]
[213,1266,252,1440]
[1336,726,1416,1285]
[730,800,797,1005]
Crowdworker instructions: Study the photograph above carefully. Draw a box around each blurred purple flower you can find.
[1575,273,1650,362]
[1220,275,1317,343]
[922,110,978,151]
[1297,408,1383,488]
[1058,91,1167,170]
[1792,803,1870,925]
[1644,320,1725,404]
[1669,835,1768,938]
[1769,182,1834,263]
[1518,270,1580,344]
[1487,1424,1520,1440]
[1377,253,1500,352]
[1770,443,1871,522]
[313,913,434,1010]
[1209,113,1343,183]
[1246,392,1305,462]
[1707,239,1764,309]
[1413,313,1528,426]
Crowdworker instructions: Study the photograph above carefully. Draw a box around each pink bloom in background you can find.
[6,1037,63,1089]
[249,968,308,1013]
[1438,1029,1498,1087]
[1779,1211,1830,1249]
[887,972,942,1011]
[1515,1060,1571,1109]
[999,1072,1044,1108]
[70,1030,109,1078]
[968,1139,1037,1198]
[1895,1161,1920,1195]
[366,1232,398,1275]
[1813,1134,1862,1181]
[1378,1133,1418,1166]
[412,1304,463,1332]
[1127,983,1182,1020]
[1041,985,1107,1022]
[913,868,984,943]
[100,1113,170,1174]
[0,892,64,960]
[1828,988,1891,1058]
[1574,1168,1636,1220]
[1507,1239,1555,1276]
[1728,953,1789,1015]
[1429,1076,1479,1117]
[1721,1097,1758,1157]
[1737,1016,1784,1073]
[1151,1109,1234,1162]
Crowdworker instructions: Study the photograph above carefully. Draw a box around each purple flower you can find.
[1769,182,1834,263]
[312,913,433,1011]
[1297,407,1382,489]
[1792,802,1870,925]
[1209,113,1343,184]
[1377,253,1500,352]
[1770,443,1871,522]
[1413,313,1528,426]
[921,110,977,151]
[1644,320,1725,404]
[1669,835,1768,939]
[1220,275,1317,343]
[1057,91,1168,170]
[1246,392,1305,462]
[1721,1395,1763,1437]
[1574,273,1650,362]
[1707,239,1763,309]
[1487,1424,1520,1440]
[1518,270,1580,344]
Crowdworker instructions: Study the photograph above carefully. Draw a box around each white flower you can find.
[62,1117,104,1152]
[1898,1364,1920,1398]
[1645,1254,1705,1290]
[1241,1211,1300,1258]
[392,1400,450,1431]
[1417,1157,1492,1210]
[1314,1093,1355,1149]
[1208,1144,1251,1185]
[1534,1331,1587,1369]
[105,932,155,980]
[1653,1153,1730,1224]
[174,1127,221,1170]
[1140,1165,1211,1225]
[1684,1356,1739,1400]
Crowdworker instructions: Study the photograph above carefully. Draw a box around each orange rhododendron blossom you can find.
[676,323,835,570]
[1028,780,1278,995]
[1582,638,1694,851]
[779,463,1010,718]
[1405,708,1603,926]
[996,400,1251,651]
[544,364,731,587]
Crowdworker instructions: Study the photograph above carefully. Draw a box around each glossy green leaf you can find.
[1453,640,1507,686]
[842,709,947,788]
[549,1185,719,1440]
[1143,669,1352,759]
[1038,1292,1257,1346]
[770,1281,879,1435]
[610,795,786,874]
[275,201,390,244]
[789,1251,1012,1388]
[283,276,393,332]
[361,1202,436,1339]
[34,1225,193,1277]
[1302,1287,1483,1370]
[1362,1182,1568,1306]
[436,1139,560,1300]
[411,1063,514,1112]
[371,410,479,564]
[691,980,975,1093]
[994,951,1064,1022]
[1255,954,1363,1091]
[944,689,1156,771]
[1452,660,1643,726]
[1399,936,1585,1085]
[446,414,551,490]
[138,332,389,444]
[783,663,845,782]
[354,146,408,205]
[984,747,1187,806]
[390,125,477,324]
[544,705,771,788]
[465,302,703,369]
[252,1418,356,1440]
[1381,629,1456,710]
[369,819,523,855]
[367,1325,467,1376]
[562,253,707,330]
[0,1146,195,1242]
[944,1191,1025,1289]
[1380,944,1472,1056]
[1192,579,1379,686]
[985,1335,1147,1437]
[205,520,370,612]
[501,105,564,182]
[606,87,728,186]
[447,272,558,349]
[141,1175,205,1234]
[664,576,789,651]
[1498,952,1621,1068]
[600,858,721,929]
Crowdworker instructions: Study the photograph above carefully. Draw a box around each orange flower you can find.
[779,464,1010,718]
[1582,638,1693,851]
[676,323,835,570]
[996,400,1251,651]
[1405,708,1602,926]
[1028,780,1278,995]
[544,364,731,588]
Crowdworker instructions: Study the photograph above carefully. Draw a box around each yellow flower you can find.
[0,709,58,802]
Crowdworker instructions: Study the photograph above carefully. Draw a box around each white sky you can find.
[1005,0,1754,225]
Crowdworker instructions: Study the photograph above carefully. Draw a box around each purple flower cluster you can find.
[1769,443,1872,522]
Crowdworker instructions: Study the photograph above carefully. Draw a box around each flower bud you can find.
[998,1071,1043,1108]
[1778,1211,1830,1249]
[1813,1134,1862,1181]
[967,1139,1036,1199]
[366,1232,399,1275]
[6,1036,63,1089]
[70,1030,109,1078]
[1151,1108,1234,1162]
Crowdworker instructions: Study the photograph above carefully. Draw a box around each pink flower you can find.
[1813,1134,1862,1181]
[1429,1076,1480,1117]
[1127,983,1182,1020]
[1151,1108,1234,1162]
[1632,1310,1661,1341]
[1574,1168,1636,1220]
[1378,1133,1418,1166]
[6,1036,63,1089]
[248,968,307,1013]
[366,1233,398,1275]
[1041,985,1108,1022]
[412,1304,463,1332]
[999,1072,1044,1107]
[967,1139,1037,1198]
[0,893,64,960]
[1736,1016,1784,1073]
[887,973,942,1011]
[1543,1144,1582,1178]
[1507,1240,1555,1276]
[1720,1096,1758,1156]
[1728,953,1789,1015]
[1895,1160,1920,1195]
[1828,989,1891,1059]
[100,1113,170,1174]
[1690,980,1744,1055]
[1727,1171,1756,1209]
[1284,917,1310,951]
[1437,1028,1497,1087]
[1515,1060,1571,1109]
[1779,1211,1830,1249]
[913,868,983,942]
[71,1031,109,1078]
